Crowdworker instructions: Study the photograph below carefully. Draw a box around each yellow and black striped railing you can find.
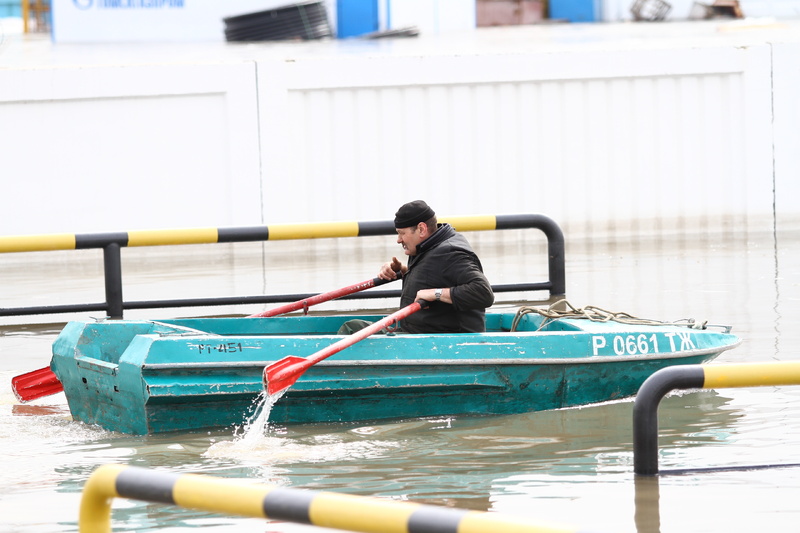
[80,464,590,533]
[633,361,800,475]
[0,214,565,319]
[0,215,559,252]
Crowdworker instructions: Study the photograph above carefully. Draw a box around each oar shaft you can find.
[268,300,428,386]
[249,276,395,318]
[13,276,401,403]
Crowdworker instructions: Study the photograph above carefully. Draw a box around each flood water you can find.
[2,225,800,533]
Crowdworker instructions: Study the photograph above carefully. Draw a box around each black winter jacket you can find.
[400,224,494,333]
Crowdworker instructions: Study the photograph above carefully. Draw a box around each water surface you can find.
[1,227,799,532]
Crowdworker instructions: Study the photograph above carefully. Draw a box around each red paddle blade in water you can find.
[12,367,63,402]
[263,356,309,395]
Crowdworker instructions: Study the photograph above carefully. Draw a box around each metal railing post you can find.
[632,366,704,475]
[103,243,123,319]
[633,361,800,476]
[538,215,566,297]
[493,214,565,297]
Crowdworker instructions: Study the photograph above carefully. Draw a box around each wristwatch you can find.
[434,288,443,301]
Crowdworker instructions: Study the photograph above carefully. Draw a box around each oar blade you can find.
[12,367,63,402]
[263,356,309,396]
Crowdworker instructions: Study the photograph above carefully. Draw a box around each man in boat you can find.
[378,200,495,333]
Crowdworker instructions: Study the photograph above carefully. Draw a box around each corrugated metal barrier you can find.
[0,214,565,319]
[79,464,594,533]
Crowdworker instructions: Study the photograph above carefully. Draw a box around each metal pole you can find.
[103,243,124,319]
[495,214,566,298]
[632,366,705,476]
[539,216,566,297]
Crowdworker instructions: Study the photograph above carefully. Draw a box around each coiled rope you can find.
[511,299,708,332]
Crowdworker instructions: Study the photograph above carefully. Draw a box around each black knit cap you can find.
[394,200,436,228]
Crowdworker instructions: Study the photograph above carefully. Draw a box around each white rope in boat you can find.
[511,299,708,332]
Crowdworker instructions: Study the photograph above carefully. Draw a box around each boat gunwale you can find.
[140,340,741,371]
[148,325,737,338]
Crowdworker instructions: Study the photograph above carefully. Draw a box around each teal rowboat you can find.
[49,310,740,435]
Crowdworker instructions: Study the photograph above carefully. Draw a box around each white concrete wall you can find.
[256,40,777,242]
[0,22,797,239]
[0,63,262,234]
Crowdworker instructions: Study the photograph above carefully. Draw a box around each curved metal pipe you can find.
[633,361,800,476]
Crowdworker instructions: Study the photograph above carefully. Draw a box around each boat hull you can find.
[49,313,741,434]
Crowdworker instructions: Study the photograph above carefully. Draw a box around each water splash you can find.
[204,390,286,457]
[238,390,286,442]
[205,390,403,465]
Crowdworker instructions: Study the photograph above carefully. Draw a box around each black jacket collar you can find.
[415,223,454,257]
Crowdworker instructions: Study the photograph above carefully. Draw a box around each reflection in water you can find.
[12,404,70,417]
[634,475,661,533]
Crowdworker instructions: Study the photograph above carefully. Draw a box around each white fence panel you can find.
[257,42,774,239]
[0,63,262,234]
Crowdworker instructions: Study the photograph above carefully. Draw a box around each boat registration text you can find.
[592,332,696,356]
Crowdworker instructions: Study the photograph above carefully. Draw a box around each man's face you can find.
[396,223,426,256]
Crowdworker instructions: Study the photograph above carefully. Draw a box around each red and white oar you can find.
[11,275,400,403]
[248,276,396,318]
[263,299,428,396]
